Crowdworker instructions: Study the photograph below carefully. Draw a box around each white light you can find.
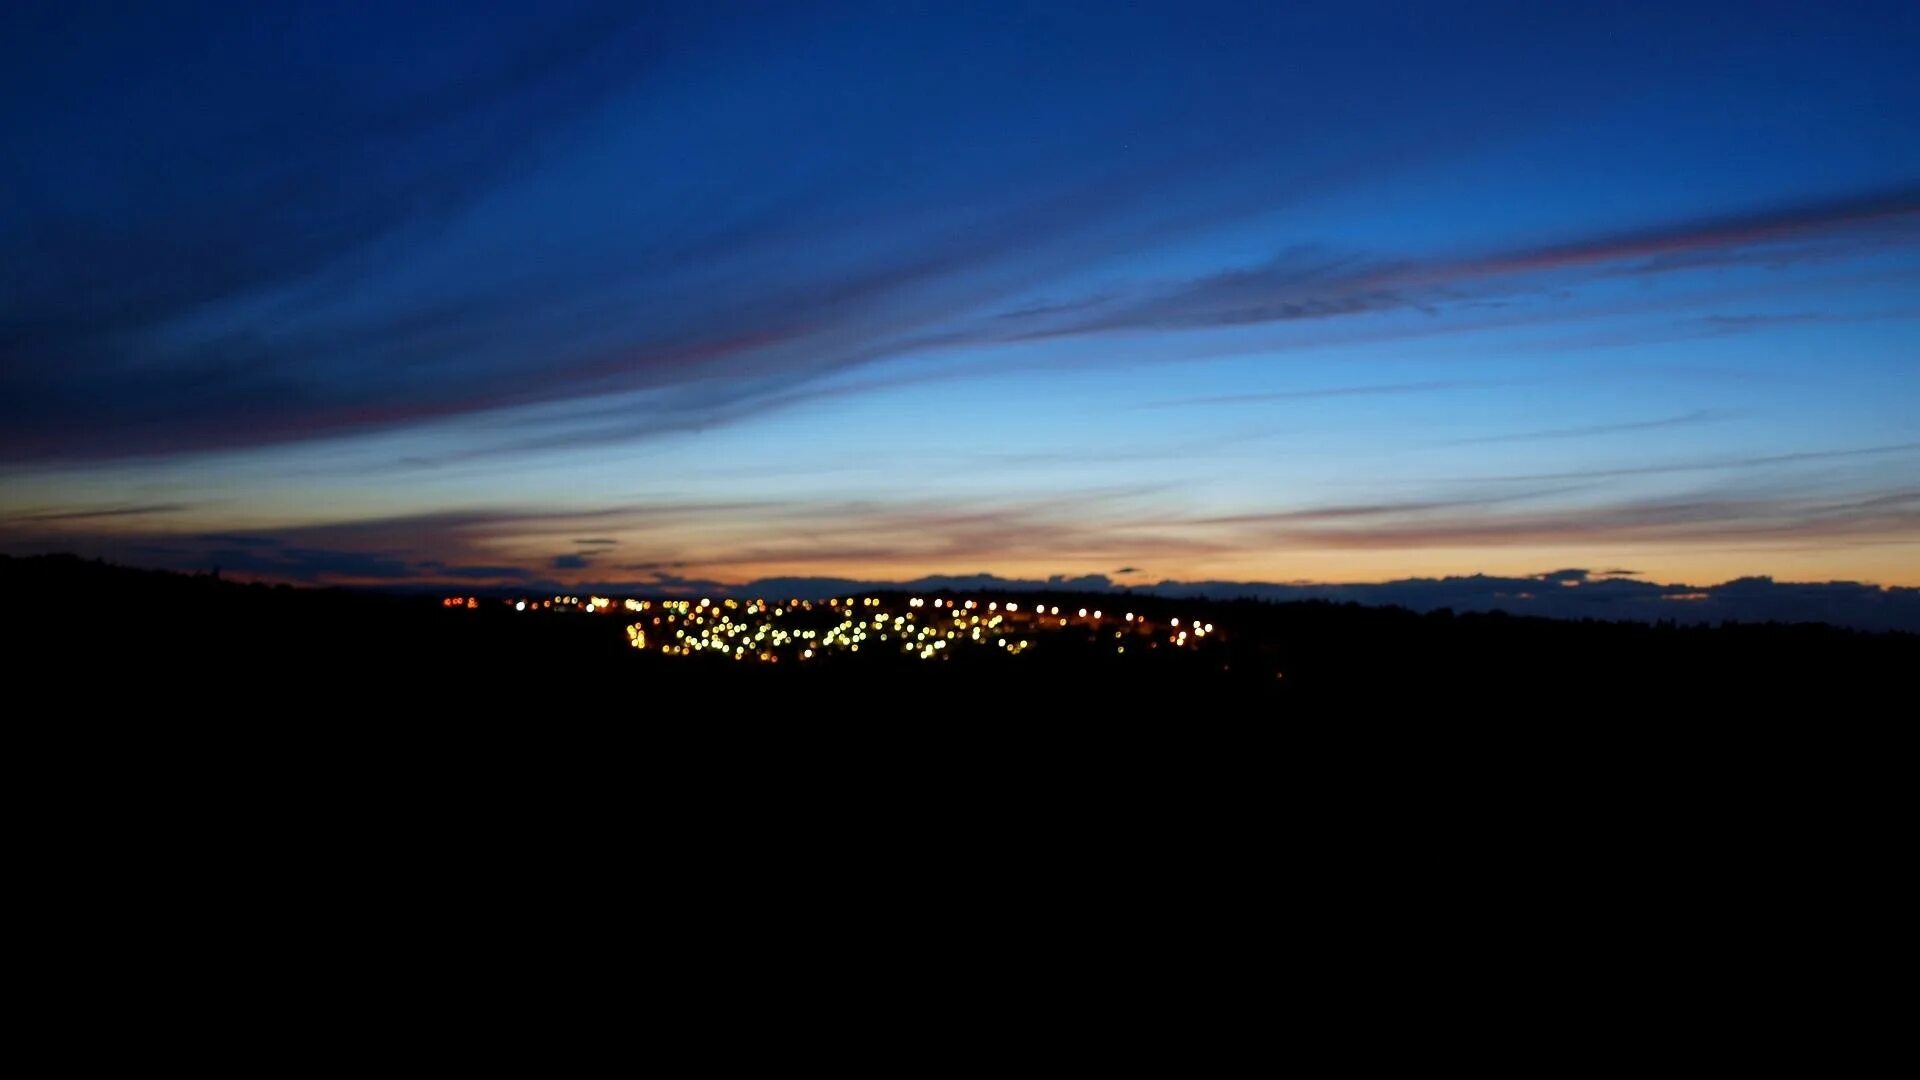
[515,601,526,611]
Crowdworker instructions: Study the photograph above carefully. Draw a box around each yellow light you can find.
[1007,602,1018,612]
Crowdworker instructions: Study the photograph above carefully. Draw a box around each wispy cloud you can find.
[1013,183,1920,344]
[1217,489,1920,550]
[10,502,193,523]
[1459,441,1920,482]
[1141,379,1493,409]
[1443,409,1737,446]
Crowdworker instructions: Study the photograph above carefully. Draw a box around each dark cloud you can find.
[1134,574,1920,633]
[12,503,192,523]
[16,11,1904,462]
[551,554,591,570]
[1482,183,1920,277]
[196,534,282,547]
[1216,489,1920,550]
[572,538,619,546]
[993,184,1920,348]
[199,545,416,581]
[558,568,1920,634]
[434,564,535,581]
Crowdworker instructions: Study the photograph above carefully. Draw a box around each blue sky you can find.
[3,1,1918,590]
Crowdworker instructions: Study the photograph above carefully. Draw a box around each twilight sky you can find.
[4,0,1919,592]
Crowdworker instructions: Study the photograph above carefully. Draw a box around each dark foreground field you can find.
[8,554,1913,711]
[12,553,1903,951]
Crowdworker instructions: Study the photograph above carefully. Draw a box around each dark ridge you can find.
[8,553,1911,711]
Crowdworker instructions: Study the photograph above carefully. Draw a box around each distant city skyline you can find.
[4,2,1917,589]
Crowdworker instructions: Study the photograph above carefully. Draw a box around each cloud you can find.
[1457,441,1920,483]
[1443,409,1735,446]
[572,538,619,546]
[1,4,660,446]
[9,469,1918,595]
[1477,183,1920,277]
[196,534,282,547]
[1702,313,1827,329]
[1141,379,1492,409]
[1131,573,1920,633]
[198,545,416,581]
[1014,183,1920,344]
[535,568,1920,633]
[1213,489,1920,551]
[11,503,193,523]
[435,564,535,581]
[11,2,1910,467]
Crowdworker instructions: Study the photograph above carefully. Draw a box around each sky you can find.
[4,0,1919,597]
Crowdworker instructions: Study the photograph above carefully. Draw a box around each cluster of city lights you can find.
[445,592,1221,665]
[447,594,623,614]
[618,595,1217,665]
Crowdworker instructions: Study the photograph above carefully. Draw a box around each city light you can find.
[598,595,1222,666]
[444,591,1224,666]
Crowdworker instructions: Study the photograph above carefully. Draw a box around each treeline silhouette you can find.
[7,554,1911,711]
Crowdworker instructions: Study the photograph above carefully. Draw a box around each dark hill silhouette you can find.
[6,553,1911,711]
